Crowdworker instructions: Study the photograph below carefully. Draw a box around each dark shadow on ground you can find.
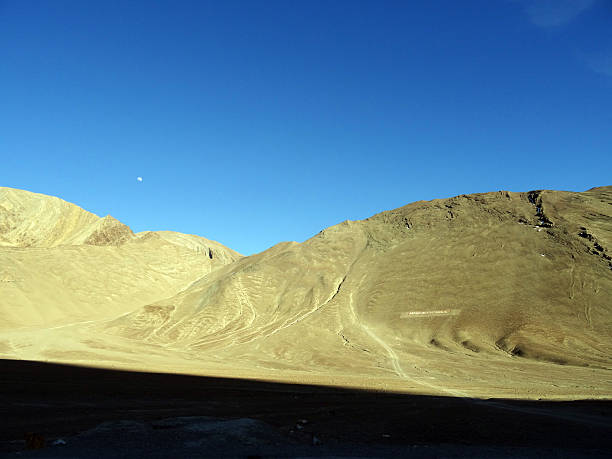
[1,359,611,456]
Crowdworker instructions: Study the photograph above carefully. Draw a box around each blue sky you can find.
[1,0,611,255]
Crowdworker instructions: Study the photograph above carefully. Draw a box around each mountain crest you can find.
[83,214,135,246]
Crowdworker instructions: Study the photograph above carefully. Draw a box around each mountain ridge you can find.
[0,187,241,257]
[1,185,611,399]
[0,187,241,329]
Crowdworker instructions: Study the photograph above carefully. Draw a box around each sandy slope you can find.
[0,188,241,329]
[1,186,611,399]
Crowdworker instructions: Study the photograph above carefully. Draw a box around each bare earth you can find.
[1,186,611,455]
[1,360,611,457]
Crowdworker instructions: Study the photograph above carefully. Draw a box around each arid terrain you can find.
[1,185,611,397]
[1,186,611,455]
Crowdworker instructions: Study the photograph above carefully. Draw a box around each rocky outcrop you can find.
[83,215,135,246]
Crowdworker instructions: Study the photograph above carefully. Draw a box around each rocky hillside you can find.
[0,187,105,247]
[0,187,241,329]
[100,187,612,397]
[1,186,610,399]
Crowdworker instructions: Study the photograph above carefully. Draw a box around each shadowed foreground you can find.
[1,360,611,457]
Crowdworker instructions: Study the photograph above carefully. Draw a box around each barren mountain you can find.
[0,187,241,329]
[1,186,611,399]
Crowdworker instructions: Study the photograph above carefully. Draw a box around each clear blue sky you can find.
[1,1,611,255]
